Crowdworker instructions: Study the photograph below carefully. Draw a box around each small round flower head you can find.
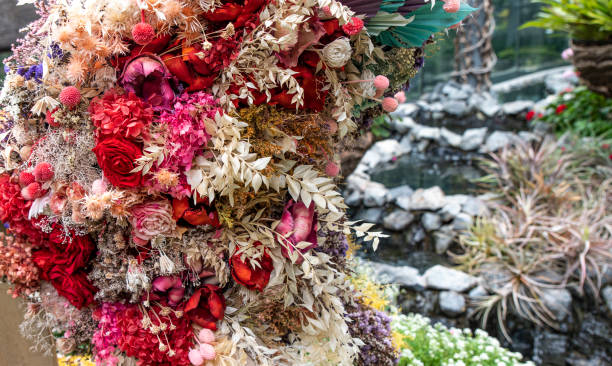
[198,328,215,344]
[325,161,340,177]
[59,86,81,108]
[373,75,389,91]
[19,171,35,186]
[443,0,461,13]
[382,97,398,112]
[199,343,216,360]
[342,17,364,36]
[33,162,54,182]
[188,348,204,366]
[132,22,156,45]
[21,182,42,200]
[394,91,406,104]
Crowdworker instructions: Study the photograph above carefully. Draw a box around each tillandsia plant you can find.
[523,0,612,96]
[0,0,474,365]
[454,137,612,339]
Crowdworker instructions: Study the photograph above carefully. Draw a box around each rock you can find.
[421,213,442,231]
[345,191,362,207]
[518,131,540,143]
[397,186,446,211]
[383,210,415,231]
[346,173,371,193]
[439,128,462,148]
[411,124,440,141]
[354,208,383,224]
[573,314,612,358]
[442,100,469,117]
[540,288,572,321]
[459,127,488,151]
[390,117,416,135]
[363,183,388,207]
[481,131,517,153]
[434,232,454,254]
[452,213,473,231]
[502,100,534,116]
[411,226,426,243]
[603,265,612,287]
[440,202,462,222]
[533,121,553,137]
[442,83,460,97]
[370,262,425,289]
[445,195,470,206]
[461,197,487,216]
[416,140,429,152]
[439,291,466,317]
[360,139,402,168]
[0,2,37,49]
[387,185,413,203]
[391,103,419,118]
[423,265,478,292]
[398,134,413,155]
[602,286,612,315]
[468,285,488,298]
[478,99,502,117]
[533,331,568,366]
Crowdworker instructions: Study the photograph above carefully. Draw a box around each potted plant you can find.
[523,0,612,97]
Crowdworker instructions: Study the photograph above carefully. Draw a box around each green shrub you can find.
[536,86,612,138]
[453,137,612,336]
[522,0,612,41]
[393,313,533,366]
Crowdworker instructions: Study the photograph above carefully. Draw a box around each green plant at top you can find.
[536,86,612,138]
[393,313,534,366]
[522,0,612,41]
[453,137,612,339]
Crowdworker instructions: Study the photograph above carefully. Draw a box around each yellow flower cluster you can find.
[57,354,96,366]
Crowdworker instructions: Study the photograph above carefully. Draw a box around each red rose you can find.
[556,104,568,115]
[93,137,143,188]
[184,284,225,330]
[231,243,273,292]
[46,268,97,309]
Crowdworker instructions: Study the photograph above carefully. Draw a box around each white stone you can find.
[602,286,612,315]
[345,191,362,207]
[397,186,446,211]
[440,202,462,222]
[434,231,454,254]
[460,127,488,151]
[388,185,414,204]
[540,288,572,321]
[355,208,383,224]
[391,103,419,118]
[502,100,534,115]
[462,197,488,216]
[439,128,462,148]
[383,209,415,231]
[443,100,469,116]
[370,261,425,289]
[360,139,402,168]
[391,117,416,134]
[422,213,442,231]
[411,124,441,141]
[452,213,473,231]
[424,265,478,292]
[363,183,388,207]
[439,291,467,317]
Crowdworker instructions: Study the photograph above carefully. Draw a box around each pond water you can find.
[369,150,484,195]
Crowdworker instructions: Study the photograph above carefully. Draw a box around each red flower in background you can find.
[230,243,273,291]
[556,104,568,115]
[93,137,143,188]
[0,174,43,243]
[172,196,220,228]
[184,284,226,330]
[525,110,536,121]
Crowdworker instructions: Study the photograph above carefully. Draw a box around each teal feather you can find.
[374,2,477,48]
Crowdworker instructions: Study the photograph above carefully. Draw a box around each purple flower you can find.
[119,53,176,109]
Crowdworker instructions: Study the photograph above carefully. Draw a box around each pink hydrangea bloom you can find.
[92,302,126,366]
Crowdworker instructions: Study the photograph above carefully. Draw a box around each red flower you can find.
[609,153,612,160]
[0,174,42,243]
[32,226,97,308]
[117,304,193,366]
[342,17,364,36]
[93,137,143,188]
[172,197,220,228]
[184,284,225,330]
[89,90,154,141]
[120,54,176,109]
[525,110,536,121]
[230,243,273,291]
[556,104,568,115]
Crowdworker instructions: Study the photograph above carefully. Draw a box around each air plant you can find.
[454,137,612,339]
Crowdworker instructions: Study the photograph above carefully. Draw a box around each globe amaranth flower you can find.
[120,53,176,109]
[184,284,225,330]
[230,242,274,292]
[276,200,318,263]
[130,200,177,245]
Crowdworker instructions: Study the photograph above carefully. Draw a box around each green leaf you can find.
[375,2,477,48]
[367,12,415,36]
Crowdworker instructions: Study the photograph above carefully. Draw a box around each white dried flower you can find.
[322,37,352,68]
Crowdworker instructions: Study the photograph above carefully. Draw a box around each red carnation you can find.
[93,137,143,188]
[231,243,273,292]
[556,104,568,115]
[184,284,225,330]
[342,17,364,36]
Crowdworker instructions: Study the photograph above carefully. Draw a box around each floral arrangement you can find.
[0,0,472,365]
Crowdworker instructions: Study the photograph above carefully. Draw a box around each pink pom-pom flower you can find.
[382,97,399,112]
[394,91,406,104]
[59,86,81,108]
[373,75,390,91]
